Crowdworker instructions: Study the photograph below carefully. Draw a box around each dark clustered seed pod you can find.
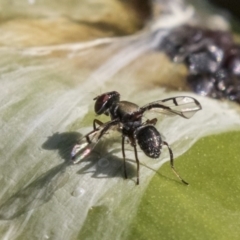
[158,25,240,104]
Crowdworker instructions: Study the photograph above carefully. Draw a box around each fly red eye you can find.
[94,94,110,114]
[93,91,120,115]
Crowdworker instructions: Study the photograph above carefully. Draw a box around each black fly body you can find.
[71,91,202,185]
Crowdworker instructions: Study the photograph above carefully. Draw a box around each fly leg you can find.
[133,140,140,185]
[127,135,141,185]
[71,119,119,163]
[93,119,104,130]
[163,141,189,185]
[122,136,128,179]
[85,119,104,144]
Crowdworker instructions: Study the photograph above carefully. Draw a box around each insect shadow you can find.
[0,162,69,220]
[76,139,137,181]
[42,132,175,183]
[0,131,184,221]
[42,131,136,180]
[0,133,140,221]
[0,132,81,220]
[42,131,82,162]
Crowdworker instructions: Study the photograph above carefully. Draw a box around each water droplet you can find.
[98,158,109,168]
[72,187,86,197]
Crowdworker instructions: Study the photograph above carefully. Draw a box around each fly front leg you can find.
[93,119,104,130]
[85,119,104,144]
[72,119,119,163]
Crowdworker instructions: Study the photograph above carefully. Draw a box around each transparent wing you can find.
[71,130,102,164]
[71,119,119,164]
[140,96,202,119]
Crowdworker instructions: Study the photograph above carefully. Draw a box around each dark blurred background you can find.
[210,0,240,20]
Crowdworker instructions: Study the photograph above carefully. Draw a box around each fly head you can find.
[93,91,120,115]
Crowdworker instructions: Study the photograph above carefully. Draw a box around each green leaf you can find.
[127,131,240,240]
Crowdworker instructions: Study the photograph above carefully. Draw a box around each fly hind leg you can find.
[163,141,189,185]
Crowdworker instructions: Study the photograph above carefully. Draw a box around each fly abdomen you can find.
[135,125,162,159]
